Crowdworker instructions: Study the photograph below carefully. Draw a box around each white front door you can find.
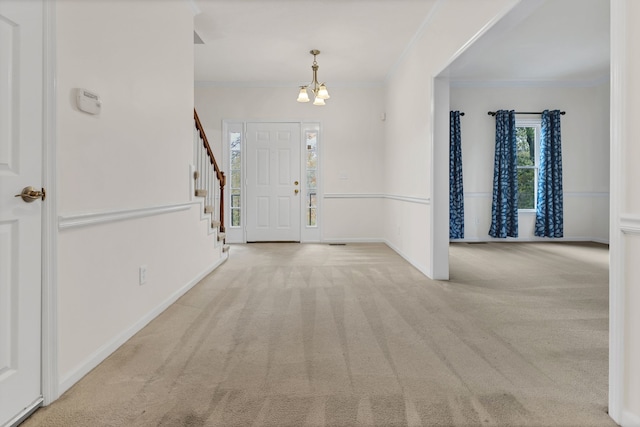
[245,123,301,242]
[0,1,44,425]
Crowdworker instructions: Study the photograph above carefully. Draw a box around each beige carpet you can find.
[22,242,614,426]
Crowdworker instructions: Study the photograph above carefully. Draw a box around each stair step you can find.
[204,205,213,214]
[195,189,207,197]
[217,233,226,242]
[211,219,221,228]
[222,245,230,253]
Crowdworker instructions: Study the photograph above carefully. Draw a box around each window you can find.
[229,131,242,227]
[516,120,541,211]
[305,131,318,227]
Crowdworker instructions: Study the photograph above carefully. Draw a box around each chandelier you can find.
[296,49,330,106]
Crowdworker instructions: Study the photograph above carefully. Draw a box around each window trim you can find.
[228,129,243,228]
[222,121,245,244]
[515,118,541,213]
[300,122,321,242]
[304,129,319,228]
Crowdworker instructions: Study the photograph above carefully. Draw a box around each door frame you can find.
[41,0,58,405]
[431,2,621,424]
[222,120,322,244]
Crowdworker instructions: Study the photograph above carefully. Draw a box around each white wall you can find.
[611,1,640,424]
[383,0,518,277]
[450,83,610,242]
[55,0,224,394]
[195,86,385,242]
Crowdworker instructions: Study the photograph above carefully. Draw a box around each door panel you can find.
[277,197,291,227]
[278,149,290,184]
[0,0,43,424]
[0,221,18,370]
[257,197,269,228]
[257,148,269,185]
[246,123,301,242]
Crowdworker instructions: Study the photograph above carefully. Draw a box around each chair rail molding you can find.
[323,193,431,205]
[620,215,640,235]
[58,202,195,230]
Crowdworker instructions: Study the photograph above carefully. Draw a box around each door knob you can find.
[15,186,46,203]
[294,189,299,195]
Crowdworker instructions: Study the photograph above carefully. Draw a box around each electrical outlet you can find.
[139,265,147,285]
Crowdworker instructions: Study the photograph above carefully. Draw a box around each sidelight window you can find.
[306,131,318,227]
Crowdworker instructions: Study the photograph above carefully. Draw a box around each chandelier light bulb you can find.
[317,84,330,100]
[297,87,310,103]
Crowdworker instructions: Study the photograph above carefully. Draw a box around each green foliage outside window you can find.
[516,127,536,210]
[518,169,535,209]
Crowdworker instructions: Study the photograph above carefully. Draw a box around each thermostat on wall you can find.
[76,88,102,115]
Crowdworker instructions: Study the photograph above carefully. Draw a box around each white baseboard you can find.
[451,236,609,244]
[321,237,608,282]
[322,237,384,244]
[58,254,228,395]
[621,410,640,427]
[383,239,431,278]
[318,238,432,279]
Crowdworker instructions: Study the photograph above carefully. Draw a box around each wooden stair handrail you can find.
[194,109,226,232]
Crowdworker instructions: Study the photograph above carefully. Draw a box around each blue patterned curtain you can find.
[450,111,464,239]
[489,110,518,238]
[535,110,564,237]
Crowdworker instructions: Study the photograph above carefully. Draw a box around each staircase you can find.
[193,109,227,249]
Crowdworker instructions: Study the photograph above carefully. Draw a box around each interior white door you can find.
[245,123,301,242]
[0,1,44,425]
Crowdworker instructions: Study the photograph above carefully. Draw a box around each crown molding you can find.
[450,74,610,88]
[186,0,200,16]
[384,0,444,83]
[194,80,383,89]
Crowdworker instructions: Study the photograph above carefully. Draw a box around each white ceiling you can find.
[447,0,610,84]
[193,0,438,85]
[193,0,610,86]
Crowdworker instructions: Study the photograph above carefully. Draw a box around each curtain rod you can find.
[451,111,465,116]
[487,111,566,116]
